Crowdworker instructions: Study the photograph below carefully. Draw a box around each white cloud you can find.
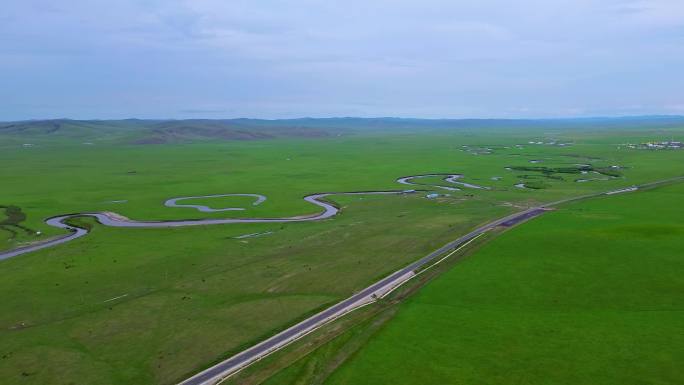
[1,0,683,119]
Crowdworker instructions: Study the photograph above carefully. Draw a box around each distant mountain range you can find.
[2,116,683,144]
[0,119,334,144]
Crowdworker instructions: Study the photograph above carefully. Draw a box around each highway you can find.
[2,175,683,384]
[178,206,549,385]
[178,175,684,385]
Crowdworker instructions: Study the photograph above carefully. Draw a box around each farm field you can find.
[284,181,684,385]
[1,120,683,384]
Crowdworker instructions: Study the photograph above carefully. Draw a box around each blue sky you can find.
[2,0,683,120]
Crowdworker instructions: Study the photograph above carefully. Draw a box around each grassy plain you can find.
[1,122,683,384]
[297,182,684,385]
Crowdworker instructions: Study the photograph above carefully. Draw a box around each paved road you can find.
[2,174,682,382]
[178,175,684,385]
[178,206,550,385]
[2,175,680,262]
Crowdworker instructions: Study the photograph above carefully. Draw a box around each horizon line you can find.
[4,114,684,123]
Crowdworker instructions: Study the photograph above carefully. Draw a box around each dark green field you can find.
[273,182,684,385]
[1,118,683,384]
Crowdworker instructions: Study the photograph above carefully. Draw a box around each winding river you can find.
[0,174,489,260]
[164,194,267,212]
[397,173,489,191]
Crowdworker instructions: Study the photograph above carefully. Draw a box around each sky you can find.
[1,0,684,120]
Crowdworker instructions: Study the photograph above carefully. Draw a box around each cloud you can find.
[1,0,683,119]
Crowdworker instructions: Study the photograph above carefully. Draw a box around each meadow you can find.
[286,181,684,385]
[1,120,683,384]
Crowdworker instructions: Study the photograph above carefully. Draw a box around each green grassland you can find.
[1,120,683,384]
[1,196,510,384]
[4,128,684,249]
[292,182,684,385]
